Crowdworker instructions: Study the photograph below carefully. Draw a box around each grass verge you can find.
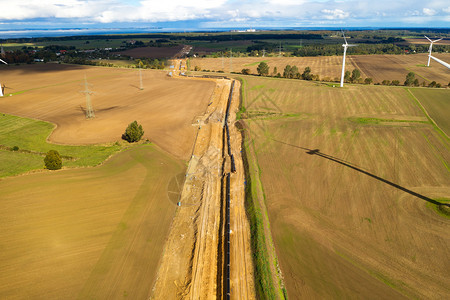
[239,126,277,299]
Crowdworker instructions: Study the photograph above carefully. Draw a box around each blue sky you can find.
[0,0,449,30]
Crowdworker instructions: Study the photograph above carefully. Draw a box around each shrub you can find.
[122,120,144,143]
[12,146,19,151]
[241,68,251,75]
[381,80,390,85]
[44,150,62,170]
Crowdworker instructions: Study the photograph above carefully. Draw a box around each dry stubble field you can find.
[191,53,450,84]
[240,76,450,298]
[0,63,215,160]
[0,144,185,299]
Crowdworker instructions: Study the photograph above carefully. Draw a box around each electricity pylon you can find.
[81,75,95,119]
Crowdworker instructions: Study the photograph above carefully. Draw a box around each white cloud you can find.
[321,9,349,20]
[423,8,436,16]
[0,0,449,27]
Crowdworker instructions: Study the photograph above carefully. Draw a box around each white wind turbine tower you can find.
[425,36,443,67]
[0,58,7,97]
[424,35,450,69]
[340,31,357,88]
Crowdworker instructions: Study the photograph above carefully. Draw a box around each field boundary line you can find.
[406,88,449,141]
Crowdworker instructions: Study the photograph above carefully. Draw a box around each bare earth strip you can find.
[152,76,256,299]
[227,80,256,299]
[152,79,231,299]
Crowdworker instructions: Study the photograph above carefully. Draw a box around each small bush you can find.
[122,121,144,143]
[12,146,19,151]
[44,150,62,170]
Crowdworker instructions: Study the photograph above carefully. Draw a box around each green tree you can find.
[344,70,351,82]
[291,65,299,79]
[350,69,361,83]
[283,65,292,78]
[44,150,62,170]
[257,62,269,76]
[428,81,437,88]
[302,67,312,80]
[364,78,373,84]
[272,66,278,76]
[382,80,390,85]
[241,68,251,75]
[122,121,144,143]
[404,72,416,86]
[391,80,400,86]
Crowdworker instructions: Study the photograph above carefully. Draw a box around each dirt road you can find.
[226,80,256,299]
[152,73,255,299]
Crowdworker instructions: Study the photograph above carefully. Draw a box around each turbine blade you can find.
[0,58,7,65]
[424,35,432,42]
[347,44,358,47]
[429,55,450,69]
[434,38,443,42]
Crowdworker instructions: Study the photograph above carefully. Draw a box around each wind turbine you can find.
[0,58,7,97]
[424,36,450,69]
[340,31,357,88]
[424,36,443,67]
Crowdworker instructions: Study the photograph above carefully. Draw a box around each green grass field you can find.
[409,88,450,138]
[0,114,125,177]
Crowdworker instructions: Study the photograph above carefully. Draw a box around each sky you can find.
[0,0,449,31]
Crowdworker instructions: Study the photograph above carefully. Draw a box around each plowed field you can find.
[0,63,215,160]
[240,76,450,299]
[191,53,450,84]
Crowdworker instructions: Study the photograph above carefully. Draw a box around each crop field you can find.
[409,88,450,137]
[0,63,215,160]
[239,76,450,298]
[0,144,185,299]
[191,53,450,84]
[191,55,349,80]
[351,53,450,84]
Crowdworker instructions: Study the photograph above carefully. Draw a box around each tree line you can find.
[242,62,448,88]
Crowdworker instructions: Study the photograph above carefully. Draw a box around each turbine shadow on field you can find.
[273,139,449,207]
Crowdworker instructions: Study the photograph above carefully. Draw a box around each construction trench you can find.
[152,73,255,299]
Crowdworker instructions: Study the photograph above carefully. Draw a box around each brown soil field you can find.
[240,76,450,299]
[0,144,185,299]
[191,53,450,84]
[191,56,350,80]
[0,63,215,160]
[352,53,450,84]
[118,45,184,58]
[404,38,450,45]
